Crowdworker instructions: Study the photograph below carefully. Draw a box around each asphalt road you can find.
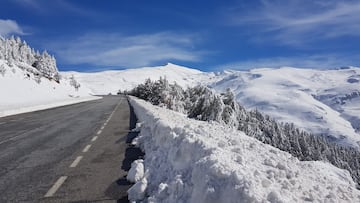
[0,95,137,202]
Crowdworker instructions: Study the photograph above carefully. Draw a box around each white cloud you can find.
[229,0,360,46]
[0,19,24,37]
[217,54,360,70]
[49,32,203,68]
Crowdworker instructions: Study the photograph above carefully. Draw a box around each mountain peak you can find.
[161,63,203,74]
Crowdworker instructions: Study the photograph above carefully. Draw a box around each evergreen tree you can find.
[0,36,59,81]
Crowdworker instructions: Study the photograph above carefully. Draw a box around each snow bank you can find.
[127,159,145,183]
[0,96,100,118]
[128,97,360,202]
[0,60,100,117]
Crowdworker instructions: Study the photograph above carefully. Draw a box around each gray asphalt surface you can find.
[0,95,135,202]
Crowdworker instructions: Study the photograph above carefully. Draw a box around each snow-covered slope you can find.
[0,60,97,117]
[61,63,213,95]
[127,97,360,202]
[210,67,360,147]
[63,63,360,147]
[0,36,98,117]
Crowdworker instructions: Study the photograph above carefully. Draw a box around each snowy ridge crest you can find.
[61,63,212,95]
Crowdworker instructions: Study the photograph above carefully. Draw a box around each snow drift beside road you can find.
[128,97,360,202]
[0,60,99,117]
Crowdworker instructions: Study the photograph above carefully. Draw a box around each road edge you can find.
[0,96,102,118]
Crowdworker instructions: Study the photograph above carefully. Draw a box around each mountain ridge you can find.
[61,63,212,95]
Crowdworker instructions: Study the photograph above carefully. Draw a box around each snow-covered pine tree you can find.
[0,36,60,81]
[69,75,80,91]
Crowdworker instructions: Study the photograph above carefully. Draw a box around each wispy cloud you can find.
[13,0,95,16]
[0,19,24,37]
[217,54,360,70]
[228,0,360,46]
[49,32,204,68]
[16,0,41,9]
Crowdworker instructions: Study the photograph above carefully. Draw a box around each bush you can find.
[0,64,6,76]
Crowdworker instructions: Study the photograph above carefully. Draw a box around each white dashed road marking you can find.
[82,144,91,153]
[30,98,128,200]
[70,156,83,168]
[44,98,124,199]
[44,176,67,197]
[91,136,98,142]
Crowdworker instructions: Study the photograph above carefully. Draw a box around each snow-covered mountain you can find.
[2,35,360,202]
[61,63,214,95]
[3,35,349,147]
[210,67,360,147]
[67,64,360,147]
[2,35,358,145]
[0,36,97,117]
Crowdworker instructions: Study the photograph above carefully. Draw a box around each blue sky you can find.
[1,0,360,72]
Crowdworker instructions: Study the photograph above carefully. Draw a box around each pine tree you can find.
[0,36,60,81]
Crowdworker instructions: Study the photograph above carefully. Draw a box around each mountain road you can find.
[0,95,137,202]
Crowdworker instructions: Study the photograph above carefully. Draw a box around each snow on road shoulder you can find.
[0,96,101,118]
[129,97,360,202]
